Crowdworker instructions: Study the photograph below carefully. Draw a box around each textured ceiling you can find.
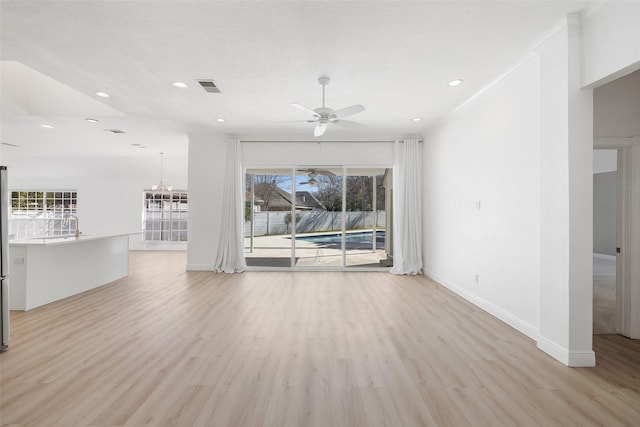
[1,0,595,158]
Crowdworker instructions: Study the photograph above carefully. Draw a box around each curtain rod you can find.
[239,140,423,143]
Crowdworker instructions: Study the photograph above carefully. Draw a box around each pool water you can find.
[296,231,385,245]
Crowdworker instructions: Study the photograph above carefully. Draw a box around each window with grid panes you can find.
[9,191,78,239]
[143,191,188,242]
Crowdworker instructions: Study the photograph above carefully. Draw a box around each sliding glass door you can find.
[244,169,294,268]
[244,166,392,269]
[345,168,390,268]
[293,167,343,268]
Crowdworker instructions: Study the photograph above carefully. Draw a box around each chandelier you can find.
[152,152,172,192]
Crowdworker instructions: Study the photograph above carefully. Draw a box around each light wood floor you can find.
[1,251,639,426]
[593,255,616,334]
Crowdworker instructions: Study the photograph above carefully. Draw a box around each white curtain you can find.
[390,139,423,275]
[214,140,246,273]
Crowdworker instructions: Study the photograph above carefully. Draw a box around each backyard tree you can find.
[313,175,385,212]
[284,212,301,232]
[313,175,342,211]
[247,174,287,211]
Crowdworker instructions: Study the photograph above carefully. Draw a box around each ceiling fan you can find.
[281,77,366,137]
[299,168,335,185]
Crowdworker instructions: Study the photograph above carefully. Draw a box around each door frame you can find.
[595,137,640,338]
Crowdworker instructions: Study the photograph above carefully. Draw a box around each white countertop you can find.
[10,232,141,246]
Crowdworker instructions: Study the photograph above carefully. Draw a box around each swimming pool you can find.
[296,231,385,246]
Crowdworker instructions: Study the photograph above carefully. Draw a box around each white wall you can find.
[538,16,594,367]
[424,14,598,367]
[593,150,617,256]
[582,2,640,87]
[4,155,188,250]
[423,54,541,339]
[242,141,394,167]
[593,170,617,256]
[186,134,228,270]
[187,137,395,270]
[593,149,618,173]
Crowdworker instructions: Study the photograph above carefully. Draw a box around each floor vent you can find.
[197,80,221,93]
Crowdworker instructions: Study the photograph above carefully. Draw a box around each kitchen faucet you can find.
[62,215,80,238]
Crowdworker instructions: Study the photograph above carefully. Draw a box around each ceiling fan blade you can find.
[276,120,317,124]
[331,104,365,119]
[292,103,320,117]
[314,123,327,137]
[298,168,336,177]
[331,119,366,128]
[312,168,336,176]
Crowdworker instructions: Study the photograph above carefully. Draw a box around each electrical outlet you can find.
[474,274,480,284]
[13,257,24,264]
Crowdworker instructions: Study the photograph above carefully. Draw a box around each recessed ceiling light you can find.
[412,117,423,122]
[40,124,54,129]
[215,118,226,123]
[172,81,188,88]
[448,79,463,87]
[95,91,110,98]
[85,118,99,123]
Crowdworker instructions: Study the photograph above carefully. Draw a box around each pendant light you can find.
[152,152,172,192]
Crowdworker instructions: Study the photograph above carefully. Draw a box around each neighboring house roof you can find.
[245,190,264,205]
[295,191,326,210]
[261,188,323,211]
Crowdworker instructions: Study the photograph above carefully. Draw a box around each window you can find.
[143,191,188,242]
[9,191,78,239]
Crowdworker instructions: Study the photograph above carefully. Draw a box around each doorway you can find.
[593,67,640,339]
[593,149,617,334]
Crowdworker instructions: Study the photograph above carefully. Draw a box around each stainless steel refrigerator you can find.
[1,166,9,351]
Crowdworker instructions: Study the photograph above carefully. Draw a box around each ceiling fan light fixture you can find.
[286,77,366,137]
[314,123,327,137]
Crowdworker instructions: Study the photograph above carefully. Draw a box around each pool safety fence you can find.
[245,210,386,237]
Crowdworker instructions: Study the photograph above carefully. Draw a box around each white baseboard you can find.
[593,253,616,261]
[129,242,188,251]
[568,350,597,367]
[423,269,540,341]
[186,264,214,271]
[423,269,598,368]
[537,336,596,367]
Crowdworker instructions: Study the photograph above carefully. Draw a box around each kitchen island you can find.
[9,233,134,310]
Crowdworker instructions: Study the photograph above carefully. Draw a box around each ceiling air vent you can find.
[197,79,221,93]
[104,129,125,134]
